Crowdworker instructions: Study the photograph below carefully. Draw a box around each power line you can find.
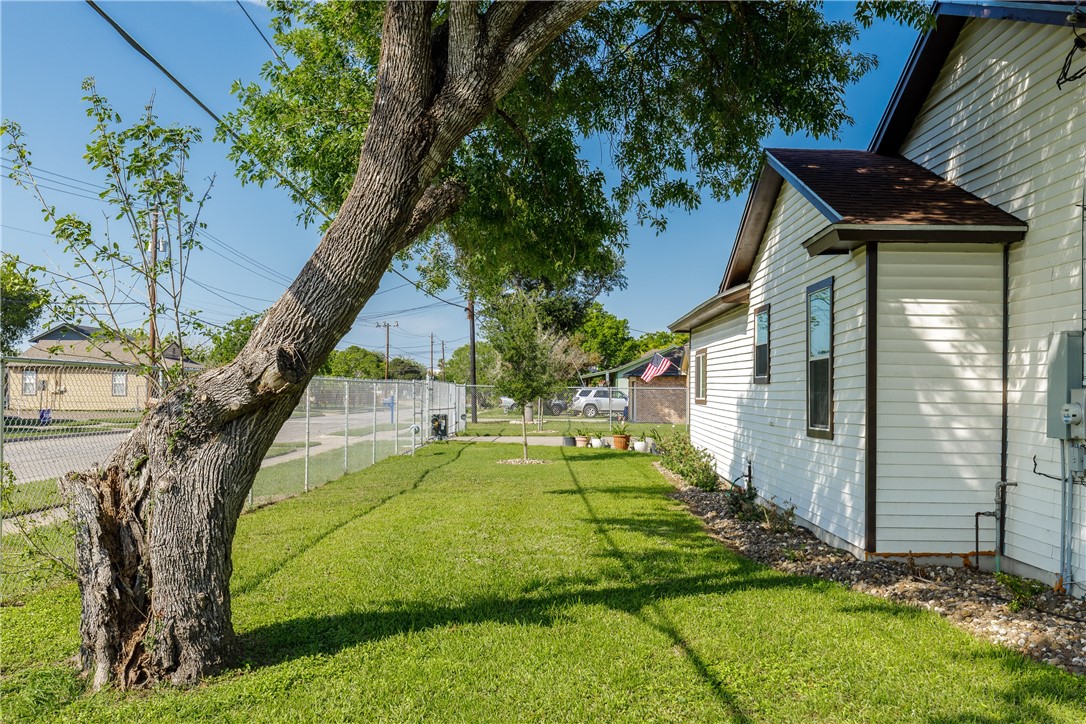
[1,157,103,191]
[234,0,287,69]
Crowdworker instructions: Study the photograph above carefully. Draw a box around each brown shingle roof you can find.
[766,149,1026,228]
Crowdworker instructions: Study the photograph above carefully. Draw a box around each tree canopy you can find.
[443,341,498,386]
[0,254,49,356]
[203,313,263,368]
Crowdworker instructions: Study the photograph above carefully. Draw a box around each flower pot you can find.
[632,440,648,453]
[575,436,589,448]
[590,437,605,448]
[612,434,630,450]
[561,436,576,447]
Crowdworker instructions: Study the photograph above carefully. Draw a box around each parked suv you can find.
[570,388,628,418]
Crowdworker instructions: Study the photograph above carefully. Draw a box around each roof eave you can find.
[803,223,1030,256]
[669,284,750,333]
[719,167,783,292]
[871,2,1076,155]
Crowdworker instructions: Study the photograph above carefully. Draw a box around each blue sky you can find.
[1,1,919,364]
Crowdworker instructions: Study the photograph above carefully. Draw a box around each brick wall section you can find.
[629,375,687,424]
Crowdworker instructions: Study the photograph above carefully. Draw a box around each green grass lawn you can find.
[2,478,61,518]
[263,441,318,459]
[2,443,1084,722]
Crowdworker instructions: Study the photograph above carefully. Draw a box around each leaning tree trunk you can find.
[59,0,596,690]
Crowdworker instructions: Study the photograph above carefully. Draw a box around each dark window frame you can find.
[753,304,771,384]
[806,277,834,439]
[694,348,707,404]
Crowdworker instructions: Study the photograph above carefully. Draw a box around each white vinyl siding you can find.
[876,245,1004,554]
[690,185,868,555]
[900,18,1086,588]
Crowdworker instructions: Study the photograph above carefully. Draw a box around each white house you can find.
[670,1,1086,596]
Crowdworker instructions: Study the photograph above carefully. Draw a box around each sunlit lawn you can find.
[2,443,1084,722]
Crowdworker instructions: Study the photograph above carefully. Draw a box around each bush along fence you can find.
[0,356,466,601]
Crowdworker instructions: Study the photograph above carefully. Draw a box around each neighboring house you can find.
[620,346,688,424]
[670,2,1086,595]
[5,323,201,413]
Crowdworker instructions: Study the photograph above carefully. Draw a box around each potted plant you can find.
[589,429,606,448]
[632,434,648,453]
[612,420,631,451]
[561,432,577,447]
[574,427,590,448]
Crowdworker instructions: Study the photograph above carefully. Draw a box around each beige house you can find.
[5,324,200,414]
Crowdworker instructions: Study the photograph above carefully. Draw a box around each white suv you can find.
[570,388,628,418]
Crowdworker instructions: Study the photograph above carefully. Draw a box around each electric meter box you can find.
[1047,331,1083,439]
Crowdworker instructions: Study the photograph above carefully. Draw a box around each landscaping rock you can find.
[657,463,1086,677]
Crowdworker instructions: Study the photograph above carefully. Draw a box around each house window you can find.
[112,371,128,397]
[22,370,37,396]
[753,305,770,384]
[806,278,833,438]
[694,349,707,404]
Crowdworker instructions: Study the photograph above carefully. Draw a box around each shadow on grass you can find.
[545,485,665,499]
[556,448,758,722]
[237,570,805,669]
[233,443,475,597]
[927,646,1086,723]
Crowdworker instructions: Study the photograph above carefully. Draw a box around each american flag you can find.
[641,352,673,383]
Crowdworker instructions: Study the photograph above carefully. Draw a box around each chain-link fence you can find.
[463,384,688,431]
[1,357,465,601]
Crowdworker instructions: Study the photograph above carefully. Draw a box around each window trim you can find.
[806,277,834,439]
[753,304,770,385]
[694,348,707,404]
[22,370,37,396]
[111,371,128,397]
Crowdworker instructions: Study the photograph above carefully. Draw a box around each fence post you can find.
[610,385,619,431]
[343,379,349,474]
[304,383,311,494]
[372,382,378,465]
[0,358,6,537]
[393,381,400,454]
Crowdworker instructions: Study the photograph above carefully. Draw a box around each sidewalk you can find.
[455,435,568,446]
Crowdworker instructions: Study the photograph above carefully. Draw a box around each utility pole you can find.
[441,340,446,382]
[467,293,478,422]
[430,333,435,382]
[376,321,397,379]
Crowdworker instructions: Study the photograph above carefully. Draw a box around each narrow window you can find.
[753,305,770,384]
[22,370,37,396]
[806,278,833,438]
[112,371,128,397]
[694,349,707,404]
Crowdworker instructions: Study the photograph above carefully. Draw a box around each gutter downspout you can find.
[998,241,1012,571]
[864,242,878,553]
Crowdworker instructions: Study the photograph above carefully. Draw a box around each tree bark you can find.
[60,0,597,690]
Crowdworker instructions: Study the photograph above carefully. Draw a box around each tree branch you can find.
[402,179,469,244]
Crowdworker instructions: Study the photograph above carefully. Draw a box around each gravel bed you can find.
[657,464,1086,676]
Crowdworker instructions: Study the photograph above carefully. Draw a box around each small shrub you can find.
[723,483,760,521]
[763,500,796,533]
[657,430,718,491]
[994,572,1048,612]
